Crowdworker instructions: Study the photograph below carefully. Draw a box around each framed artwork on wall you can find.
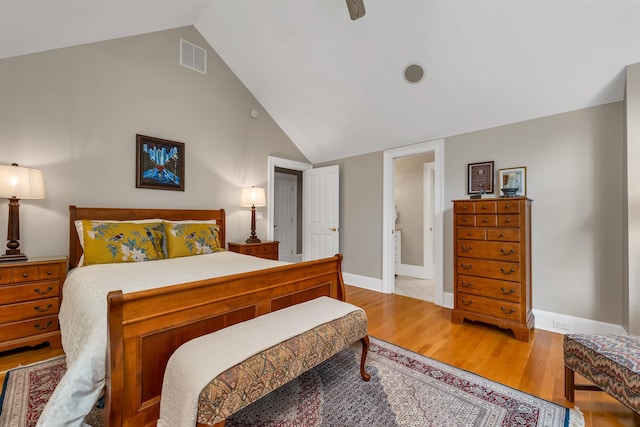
[498,166,526,198]
[136,134,185,191]
[467,161,494,195]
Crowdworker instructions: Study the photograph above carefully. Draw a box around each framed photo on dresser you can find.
[498,166,526,197]
[467,161,494,195]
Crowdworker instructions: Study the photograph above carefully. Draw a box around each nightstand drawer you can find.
[0,280,59,304]
[0,297,59,323]
[12,266,39,283]
[0,315,59,341]
[228,241,279,260]
[38,264,61,280]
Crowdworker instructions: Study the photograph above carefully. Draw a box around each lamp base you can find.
[0,252,28,263]
[245,237,262,244]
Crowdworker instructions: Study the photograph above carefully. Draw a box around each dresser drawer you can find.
[456,215,476,226]
[475,201,496,213]
[487,228,520,242]
[0,297,59,323]
[458,257,520,282]
[457,293,522,320]
[457,240,520,262]
[476,215,497,227]
[0,281,59,305]
[38,264,61,280]
[455,202,476,213]
[457,227,486,240]
[0,270,10,285]
[12,266,39,283]
[0,315,59,341]
[498,200,521,213]
[457,275,521,302]
[498,214,520,227]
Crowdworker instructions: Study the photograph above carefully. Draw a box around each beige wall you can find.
[444,102,624,324]
[625,63,640,334]
[0,26,307,257]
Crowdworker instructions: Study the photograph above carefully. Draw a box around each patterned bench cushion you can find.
[564,333,640,412]
[196,309,368,424]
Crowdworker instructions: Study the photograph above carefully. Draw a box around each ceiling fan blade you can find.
[346,0,365,20]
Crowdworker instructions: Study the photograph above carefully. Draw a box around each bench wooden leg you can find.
[565,366,575,402]
[360,335,371,381]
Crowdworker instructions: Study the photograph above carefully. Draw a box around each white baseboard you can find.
[533,309,628,335]
[442,292,454,309]
[343,273,384,293]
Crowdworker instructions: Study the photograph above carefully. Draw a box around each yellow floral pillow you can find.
[82,221,165,265]
[163,222,224,258]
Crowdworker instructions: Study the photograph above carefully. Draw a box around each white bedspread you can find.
[36,251,287,427]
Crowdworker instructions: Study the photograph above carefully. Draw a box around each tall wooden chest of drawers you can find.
[452,198,533,341]
[0,256,67,352]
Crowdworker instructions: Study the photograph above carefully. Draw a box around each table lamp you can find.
[0,163,45,262]
[240,186,266,243]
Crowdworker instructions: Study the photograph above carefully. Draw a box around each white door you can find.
[303,165,339,261]
[274,172,297,262]
[424,162,435,279]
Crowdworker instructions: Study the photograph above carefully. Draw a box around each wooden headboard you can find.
[68,206,226,269]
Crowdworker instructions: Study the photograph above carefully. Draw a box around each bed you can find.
[39,206,346,427]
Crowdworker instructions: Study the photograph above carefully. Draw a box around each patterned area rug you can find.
[0,338,584,427]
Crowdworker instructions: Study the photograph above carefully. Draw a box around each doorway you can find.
[382,140,444,306]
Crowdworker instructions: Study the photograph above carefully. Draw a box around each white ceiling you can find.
[3,1,640,163]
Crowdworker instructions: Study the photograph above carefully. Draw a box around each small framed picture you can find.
[467,161,494,195]
[136,134,185,191]
[498,167,526,198]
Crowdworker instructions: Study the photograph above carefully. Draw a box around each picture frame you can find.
[467,161,494,195]
[498,166,526,197]
[136,134,185,191]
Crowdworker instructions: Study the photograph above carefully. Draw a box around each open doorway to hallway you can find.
[394,153,435,302]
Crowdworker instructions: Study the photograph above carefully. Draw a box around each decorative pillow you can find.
[82,221,165,265]
[164,222,224,258]
[75,218,163,266]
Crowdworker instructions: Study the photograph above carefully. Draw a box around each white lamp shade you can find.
[0,164,46,199]
[240,186,266,207]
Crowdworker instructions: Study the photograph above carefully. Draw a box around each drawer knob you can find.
[460,245,473,252]
[505,204,512,209]
[461,298,473,306]
[462,206,468,210]
[46,270,52,275]
[499,233,506,237]
[460,281,473,288]
[500,287,516,295]
[34,286,54,295]
[461,263,473,270]
[34,304,53,313]
[500,267,516,275]
[500,307,516,315]
[505,218,512,223]
[500,248,515,255]
[463,218,468,222]
[34,321,53,330]
[22,273,28,278]
[482,205,488,210]
[482,218,488,223]
[466,232,473,236]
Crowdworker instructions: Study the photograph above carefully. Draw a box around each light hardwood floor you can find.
[0,285,637,426]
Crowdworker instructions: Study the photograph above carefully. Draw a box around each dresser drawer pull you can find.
[500,307,516,315]
[500,267,516,275]
[466,232,473,237]
[460,281,473,288]
[461,298,473,306]
[500,287,516,295]
[460,263,473,270]
[460,245,473,252]
[22,273,28,278]
[462,206,468,210]
[46,270,53,276]
[34,286,54,295]
[462,218,469,223]
[481,205,488,210]
[482,218,489,223]
[34,321,53,330]
[504,204,512,209]
[499,233,506,237]
[504,218,512,223]
[500,249,515,255]
[34,304,53,313]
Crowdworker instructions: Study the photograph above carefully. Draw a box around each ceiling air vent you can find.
[180,39,206,74]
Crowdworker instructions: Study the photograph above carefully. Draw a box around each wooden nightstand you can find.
[228,241,279,260]
[0,256,68,352]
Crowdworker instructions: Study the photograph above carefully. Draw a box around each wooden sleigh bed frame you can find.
[68,206,347,427]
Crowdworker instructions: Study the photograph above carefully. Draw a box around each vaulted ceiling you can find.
[3,0,640,163]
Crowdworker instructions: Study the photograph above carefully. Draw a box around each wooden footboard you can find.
[104,254,346,427]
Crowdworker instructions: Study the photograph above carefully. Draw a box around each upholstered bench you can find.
[157,297,370,427]
[564,333,640,413]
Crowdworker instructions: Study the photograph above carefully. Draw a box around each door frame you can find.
[383,139,444,306]
[424,161,435,280]
[267,156,312,242]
